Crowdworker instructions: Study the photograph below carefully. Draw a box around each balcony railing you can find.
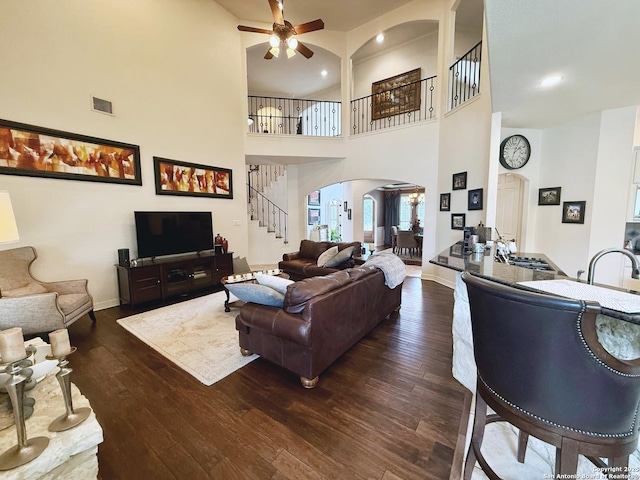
[350,76,436,135]
[248,96,341,137]
[449,41,482,110]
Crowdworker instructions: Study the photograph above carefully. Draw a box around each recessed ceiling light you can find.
[540,75,563,87]
[376,33,385,43]
[321,70,328,77]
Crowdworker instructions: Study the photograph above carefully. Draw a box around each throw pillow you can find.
[316,245,339,267]
[254,272,294,295]
[232,256,251,275]
[225,283,284,307]
[324,246,355,268]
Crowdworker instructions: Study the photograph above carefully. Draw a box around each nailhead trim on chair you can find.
[575,301,640,378]
[479,375,637,438]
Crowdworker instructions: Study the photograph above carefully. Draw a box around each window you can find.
[399,195,412,230]
[400,192,425,231]
[363,197,373,231]
[327,199,341,240]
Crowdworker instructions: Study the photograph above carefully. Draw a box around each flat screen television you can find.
[134,211,214,259]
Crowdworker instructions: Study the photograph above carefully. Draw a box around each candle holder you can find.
[46,347,91,432]
[0,356,49,471]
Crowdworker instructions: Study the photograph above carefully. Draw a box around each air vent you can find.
[91,96,114,115]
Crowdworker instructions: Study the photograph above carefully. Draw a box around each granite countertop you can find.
[430,242,640,325]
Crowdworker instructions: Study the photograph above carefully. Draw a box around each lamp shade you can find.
[0,191,19,244]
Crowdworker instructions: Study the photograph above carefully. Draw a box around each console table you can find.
[0,373,102,479]
[116,252,233,307]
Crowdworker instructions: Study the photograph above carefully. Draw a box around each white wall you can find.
[352,29,439,99]
[0,0,248,309]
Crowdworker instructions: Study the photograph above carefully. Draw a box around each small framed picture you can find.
[449,243,463,258]
[468,188,483,210]
[538,187,561,205]
[562,201,586,224]
[308,190,321,206]
[308,208,320,225]
[343,201,348,212]
[451,213,466,230]
[347,208,352,220]
[452,172,467,190]
[439,193,450,211]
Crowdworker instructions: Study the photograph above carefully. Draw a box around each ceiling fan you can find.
[237,0,324,59]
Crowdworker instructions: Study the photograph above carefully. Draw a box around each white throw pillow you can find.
[255,272,294,295]
[317,245,339,267]
[324,246,355,268]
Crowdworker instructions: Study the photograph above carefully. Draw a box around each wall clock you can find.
[499,134,531,170]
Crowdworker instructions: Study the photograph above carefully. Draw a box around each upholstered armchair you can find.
[396,230,418,257]
[0,246,96,335]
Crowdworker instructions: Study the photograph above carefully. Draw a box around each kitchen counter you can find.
[430,242,640,325]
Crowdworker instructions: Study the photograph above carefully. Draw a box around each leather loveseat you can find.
[278,240,362,281]
[235,265,402,388]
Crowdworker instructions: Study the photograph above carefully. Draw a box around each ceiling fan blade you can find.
[294,19,324,35]
[264,48,275,60]
[295,41,314,59]
[238,25,273,35]
[268,0,284,25]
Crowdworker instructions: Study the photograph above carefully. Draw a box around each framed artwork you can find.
[440,193,451,211]
[452,172,467,190]
[449,243,463,258]
[451,213,466,230]
[371,68,421,120]
[562,201,586,224]
[347,208,352,220]
[308,190,321,206]
[153,157,232,198]
[538,187,561,205]
[308,208,320,225]
[0,118,141,185]
[468,188,483,210]
[343,201,348,212]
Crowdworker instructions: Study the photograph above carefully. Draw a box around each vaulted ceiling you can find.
[218,0,640,129]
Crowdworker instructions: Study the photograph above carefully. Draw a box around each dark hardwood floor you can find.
[67,277,468,479]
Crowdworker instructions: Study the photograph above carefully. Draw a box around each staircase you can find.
[247,165,292,264]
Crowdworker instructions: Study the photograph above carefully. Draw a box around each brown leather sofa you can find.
[235,265,402,388]
[278,240,362,281]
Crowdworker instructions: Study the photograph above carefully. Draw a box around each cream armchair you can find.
[0,246,95,335]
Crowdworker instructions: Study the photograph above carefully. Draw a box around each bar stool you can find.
[461,272,640,479]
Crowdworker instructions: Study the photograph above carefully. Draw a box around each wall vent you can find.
[91,96,114,115]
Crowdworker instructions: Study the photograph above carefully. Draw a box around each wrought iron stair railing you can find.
[247,184,288,245]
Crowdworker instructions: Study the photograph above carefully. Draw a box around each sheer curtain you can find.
[384,190,400,246]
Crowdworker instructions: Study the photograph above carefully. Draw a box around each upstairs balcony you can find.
[245,40,481,149]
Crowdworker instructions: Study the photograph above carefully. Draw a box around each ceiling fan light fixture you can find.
[287,36,298,49]
[268,46,280,58]
[286,47,296,58]
[269,35,280,48]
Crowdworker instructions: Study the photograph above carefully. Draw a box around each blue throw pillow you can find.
[225,283,284,307]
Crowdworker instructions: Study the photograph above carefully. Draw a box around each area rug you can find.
[117,291,257,386]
